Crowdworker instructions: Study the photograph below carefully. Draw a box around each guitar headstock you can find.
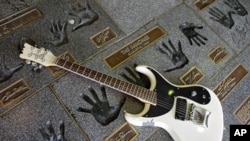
[19,43,57,67]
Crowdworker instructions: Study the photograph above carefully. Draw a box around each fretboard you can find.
[55,58,157,105]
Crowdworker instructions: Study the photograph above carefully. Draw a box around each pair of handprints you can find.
[47,0,99,47]
[208,0,248,29]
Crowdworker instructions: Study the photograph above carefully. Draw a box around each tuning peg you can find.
[31,62,38,67]
[46,49,51,53]
[25,60,31,65]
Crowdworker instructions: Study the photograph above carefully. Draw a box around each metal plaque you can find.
[180,66,205,85]
[213,64,248,101]
[104,122,138,141]
[48,51,77,76]
[90,27,117,48]
[104,25,166,69]
[194,0,215,10]
[234,95,250,124]
[0,6,43,38]
[208,45,228,64]
[0,79,30,106]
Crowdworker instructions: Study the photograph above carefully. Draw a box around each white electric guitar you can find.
[20,43,224,141]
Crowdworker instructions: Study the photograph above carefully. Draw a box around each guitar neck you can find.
[55,58,157,105]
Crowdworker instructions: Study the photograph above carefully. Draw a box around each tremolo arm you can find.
[175,98,211,128]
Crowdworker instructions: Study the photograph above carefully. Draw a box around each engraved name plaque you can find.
[0,79,30,106]
[104,122,138,141]
[194,0,215,10]
[90,27,117,48]
[214,64,248,101]
[180,66,205,85]
[104,25,166,69]
[208,45,228,64]
[234,95,250,124]
[0,6,43,38]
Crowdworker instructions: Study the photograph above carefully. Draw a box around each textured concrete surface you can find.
[0,0,249,141]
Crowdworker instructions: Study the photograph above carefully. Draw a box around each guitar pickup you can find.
[175,98,187,121]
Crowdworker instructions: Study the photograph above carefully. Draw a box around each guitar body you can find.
[125,65,224,141]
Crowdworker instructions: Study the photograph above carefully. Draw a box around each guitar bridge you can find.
[186,104,211,128]
[175,98,211,128]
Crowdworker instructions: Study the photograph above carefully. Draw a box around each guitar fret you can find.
[69,62,74,70]
[83,67,91,76]
[113,79,118,88]
[88,69,93,78]
[57,58,64,66]
[115,79,121,89]
[100,74,107,83]
[62,59,67,68]
[65,61,73,69]
[90,70,96,79]
[134,86,140,97]
[131,85,136,97]
[78,66,85,75]
[55,58,60,65]
[75,64,80,72]
[149,90,154,102]
[106,76,112,86]
[123,82,128,92]
[95,72,102,82]
[127,83,133,95]
[71,63,79,72]
[110,77,116,87]
[119,81,125,90]
[104,75,108,84]
[143,89,149,101]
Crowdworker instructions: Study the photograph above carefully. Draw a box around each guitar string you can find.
[57,59,189,111]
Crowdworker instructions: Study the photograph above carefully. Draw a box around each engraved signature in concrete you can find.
[1,85,28,104]
[110,130,133,141]
[231,17,250,47]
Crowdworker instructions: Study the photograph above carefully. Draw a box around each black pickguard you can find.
[143,68,211,117]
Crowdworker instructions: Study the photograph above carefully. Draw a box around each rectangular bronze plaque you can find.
[213,64,248,101]
[90,27,117,48]
[104,25,166,69]
[104,122,138,141]
[180,66,205,85]
[234,95,250,124]
[48,51,77,76]
[194,0,215,10]
[0,6,43,38]
[208,45,228,64]
[0,79,30,106]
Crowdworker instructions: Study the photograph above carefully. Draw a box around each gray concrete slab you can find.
[0,87,87,141]
[94,0,183,34]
